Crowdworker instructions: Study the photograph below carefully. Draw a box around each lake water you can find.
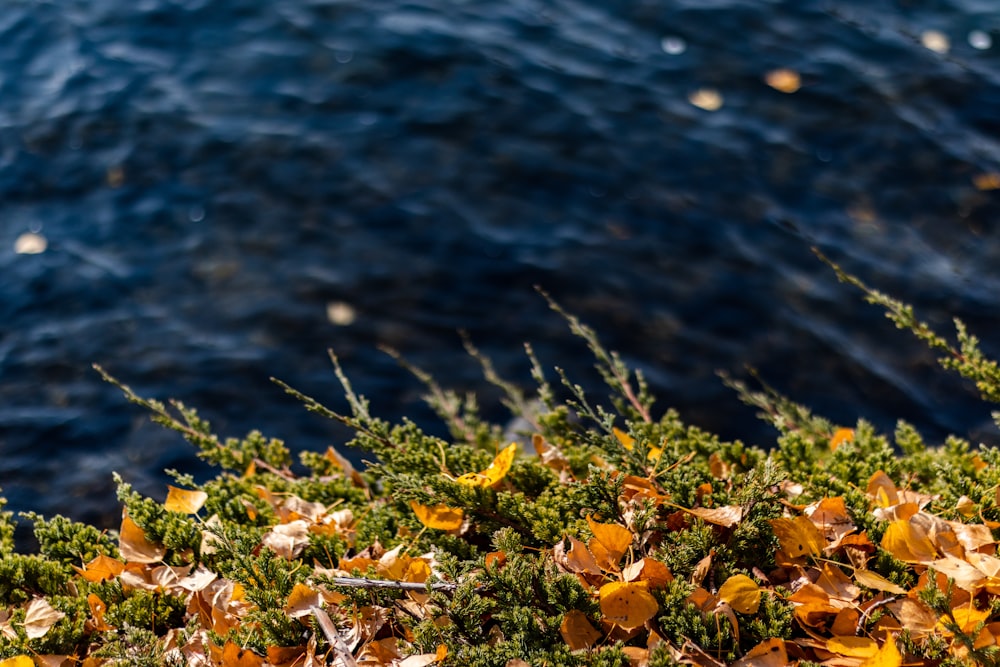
[2,0,999,531]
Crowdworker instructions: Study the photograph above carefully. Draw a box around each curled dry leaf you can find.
[119,514,166,563]
[22,598,65,639]
[262,519,311,559]
[560,609,602,651]
[456,443,516,489]
[684,505,743,528]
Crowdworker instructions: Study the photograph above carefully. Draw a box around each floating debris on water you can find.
[660,36,686,55]
[765,68,801,93]
[969,30,992,50]
[326,301,356,326]
[14,232,47,255]
[920,30,950,54]
[688,88,723,111]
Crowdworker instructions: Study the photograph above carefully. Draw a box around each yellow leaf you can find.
[717,574,761,614]
[456,443,516,488]
[853,569,907,595]
[881,518,937,563]
[586,515,633,571]
[164,485,208,514]
[828,635,878,658]
[0,658,33,667]
[769,516,825,559]
[284,583,321,619]
[613,427,634,450]
[409,501,464,531]
[829,427,854,451]
[119,515,166,563]
[559,609,602,650]
[732,638,788,667]
[860,635,901,667]
[599,581,659,629]
[73,554,125,583]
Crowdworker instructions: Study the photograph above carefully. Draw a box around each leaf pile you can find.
[3,261,1000,666]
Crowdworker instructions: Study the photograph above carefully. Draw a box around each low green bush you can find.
[2,253,1000,666]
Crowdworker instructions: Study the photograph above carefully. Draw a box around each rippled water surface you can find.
[2,0,999,528]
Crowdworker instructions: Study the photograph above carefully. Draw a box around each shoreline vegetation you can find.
[4,251,1000,666]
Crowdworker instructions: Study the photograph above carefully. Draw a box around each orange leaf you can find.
[867,471,899,508]
[409,501,464,531]
[717,574,761,614]
[222,641,264,667]
[87,593,112,631]
[74,554,125,583]
[732,638,788,667]
[765,68,802,94]
[164,485,208,514]
[881,518,937,563]
[559,609,602,650]
[621,558,673,588]
[599,581,659,629]
[860,635,901,667]
[284,583,321,619]
[769,516,825,559]
[119,515,166,563]
[587,515,632,571]
[829,427,854,451]
[456,443,516,489]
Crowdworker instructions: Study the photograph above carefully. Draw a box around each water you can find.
[2,0,999,531]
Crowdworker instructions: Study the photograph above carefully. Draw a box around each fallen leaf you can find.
[164,485,209,514]
[881,518,937,563]
[222,640,265,667]
[554,535,602,576]
[769,516,825,560]
[853,569,907,595]
[560,609,602,650]
[765,68,802,93]
[285,583,322,619]
[718,574,761,615]
[599,581,659,629]
[22,598,64,639]
[456,443,516,489]
[587,515,633,571]
[74,554,125,582]
[0,658,33,667]
[685,505,744,528]
[262,519,311,559]
[621,558,673,588]
[828,635,878,658]
[409,501,464,531]
[732,638,788,667]
[119,514,166,563]
[860,635,901,667]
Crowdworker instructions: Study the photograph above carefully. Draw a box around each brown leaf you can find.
[221,640,264,667]
[685,505,743,528]
[559,609,602,651]
[732,638,788,667]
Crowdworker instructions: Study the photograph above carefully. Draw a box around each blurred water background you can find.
[2,0,1000,531]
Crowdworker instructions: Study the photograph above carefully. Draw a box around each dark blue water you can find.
[2,0,999,530]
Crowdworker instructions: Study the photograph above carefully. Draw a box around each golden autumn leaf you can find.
[685,505,744,528]
[456,443,516,489]
[164,485,208,514]
[119,515,166,564]
[717,574,761,615]
[587,515,632,571]
[769,516,825,559]
[828,635,878,658]
[853,569,907,595]
[0,658,33,667]
[621,557,673,588]
[284,582,321,619]
[613,427,635,450]
[866,471,899,508]
[73,554,125,583]
[559,609,602,650]
[87,593,112,631]
[881,518,937,563]
[860,635,901,667]
[732,638,788,667]
[599,581,659,629]
[222,640,265,667]
[409,501,464,531]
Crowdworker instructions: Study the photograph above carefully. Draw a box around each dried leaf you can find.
[587,515,632,571]
[285,583,322,619]
[621,558,673,588]
[717,574,761,614]
[222,640,265,667]
[262,519,311,559]
[0,659,33,667]
[456,443,516,489]
[732,638,788,667]
[409,501,464,531]
[853,569,906,595]
[22,598,64,639]
[88,593,112,631]
[164,485,209,514]
[74,554,125,582]
[828,635,878,658]
[860,635,901,667]
[599,581,659,629]
[769,516,825,560]
[119,515,166,563]
[559,609,602,650]
[866,471,899,508]
[929,555,986,592]
[881,518,937,563]
[554,535,602,576]
[685,505,744,528]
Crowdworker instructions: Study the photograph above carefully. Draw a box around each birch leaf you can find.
[599,581,658,629]
[409,501,464,531]
[22,598,64,639]
[164,485,208,514]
